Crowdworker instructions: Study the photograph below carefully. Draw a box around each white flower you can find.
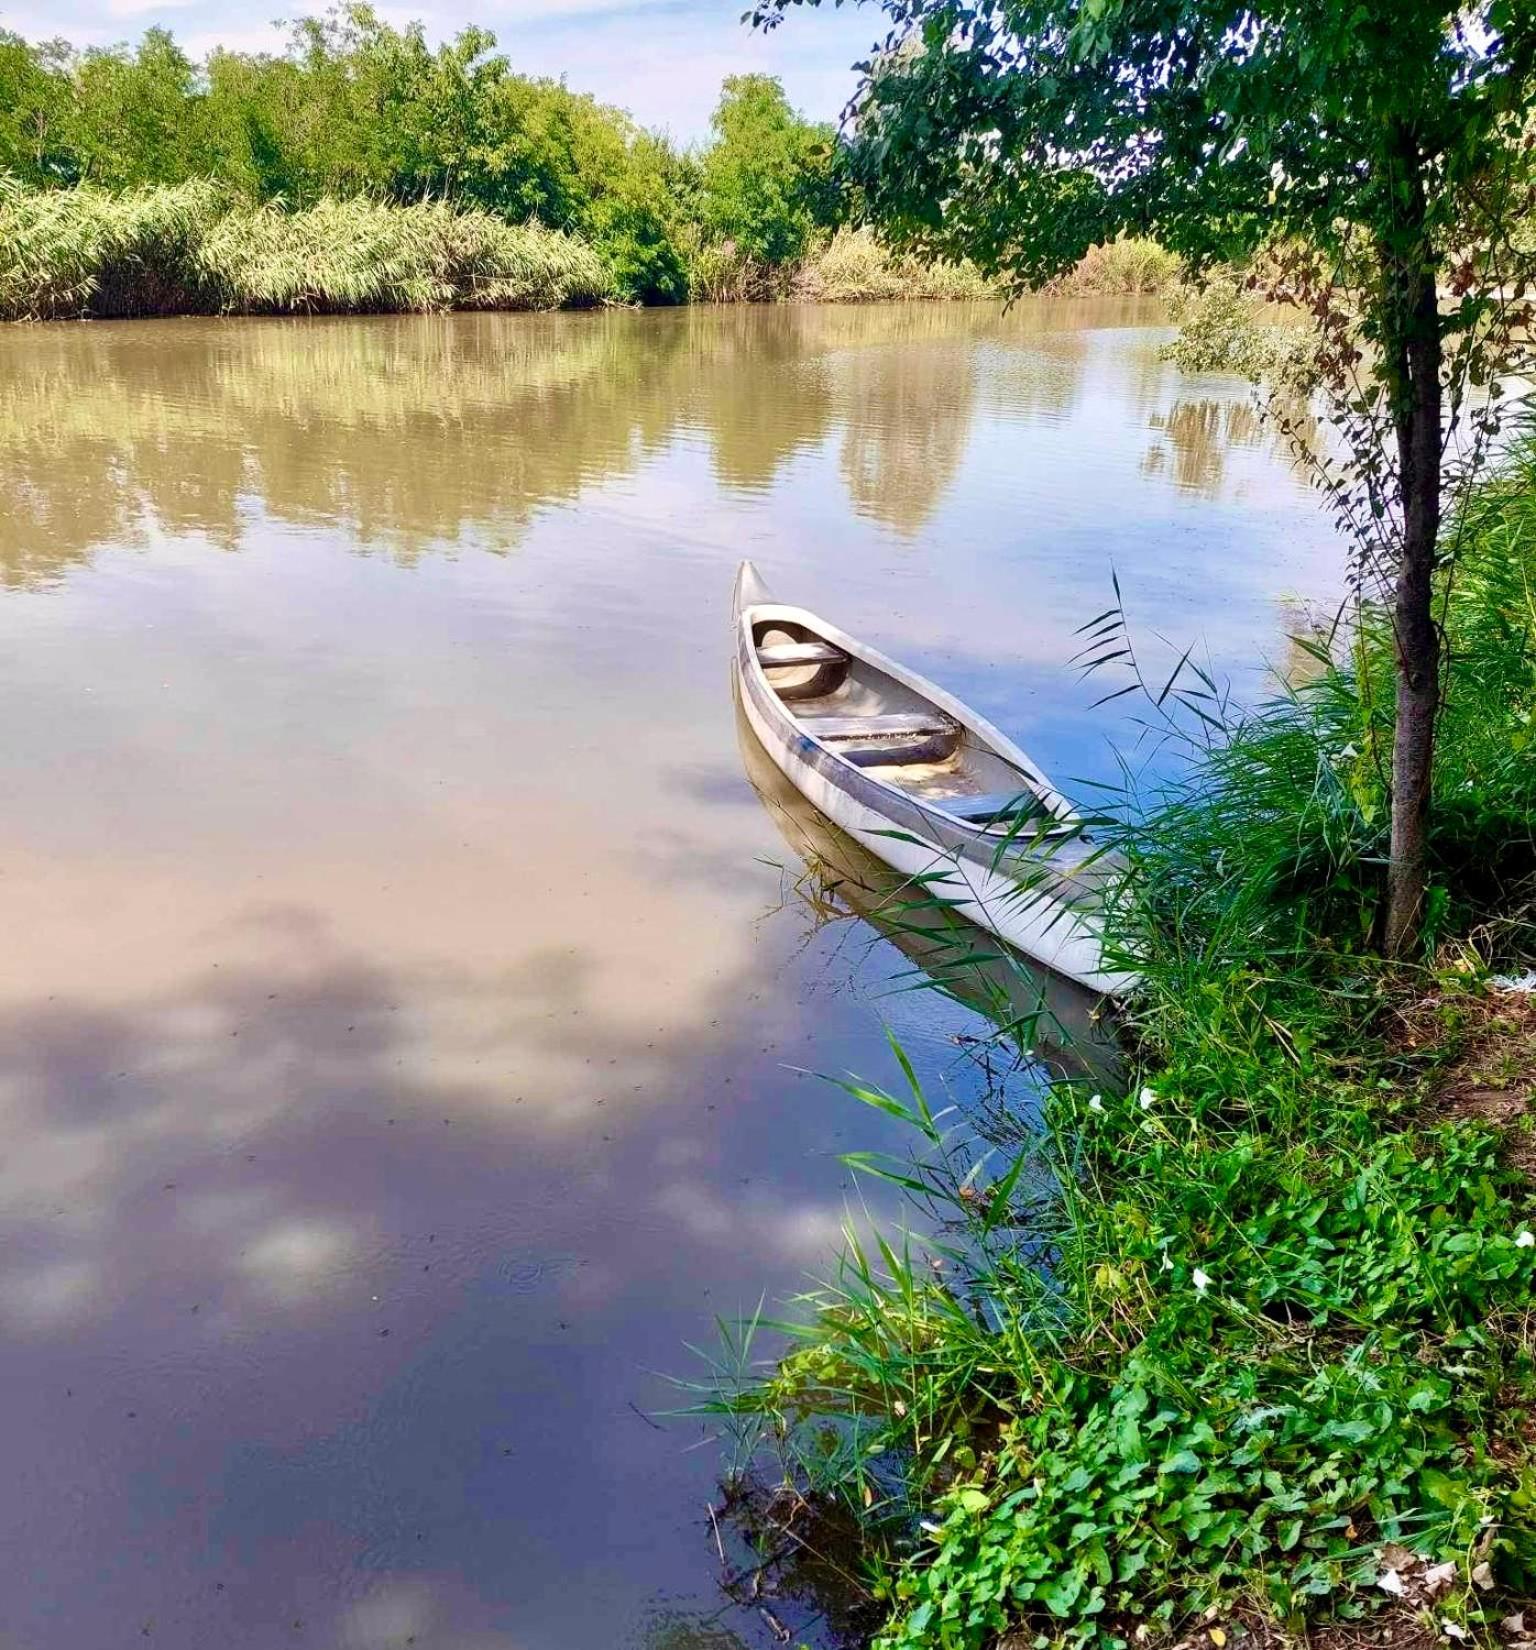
[1161,1250,1174,1273]
[1192,1267,1211,1294]
[1441,1621,1468,1642]
[1139,1087,1156,1111]
[1088,1094,1105,1113]
[1516,1229,1534,1249]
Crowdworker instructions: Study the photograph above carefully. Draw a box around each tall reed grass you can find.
[1047,235,1184,296]
[0,179,612,320]
[684,226,995,304]
[792,227,996,303]
[1,179,1179,319]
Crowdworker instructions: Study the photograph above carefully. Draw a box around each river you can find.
[0,300,1338,1650]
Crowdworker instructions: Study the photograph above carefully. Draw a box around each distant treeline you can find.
[0,6,1180,317]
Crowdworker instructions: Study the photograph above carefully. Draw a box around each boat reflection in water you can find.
[735,695,1123,1092]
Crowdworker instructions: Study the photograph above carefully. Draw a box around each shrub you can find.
[793,226,994,303]
[1048,236,1184,296]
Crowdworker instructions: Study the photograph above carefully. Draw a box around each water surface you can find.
[0,301,1339,1650]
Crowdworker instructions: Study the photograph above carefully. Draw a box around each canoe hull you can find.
[732,579,1135,997]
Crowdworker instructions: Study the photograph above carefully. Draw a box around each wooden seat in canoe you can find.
[942,790,1046,824]
[756,640,847,669]
[801,711,960,767]
[943,791,1078,837]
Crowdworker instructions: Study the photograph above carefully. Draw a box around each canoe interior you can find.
[750,614,1057,832]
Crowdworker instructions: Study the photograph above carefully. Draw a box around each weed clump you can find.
[1046,237,1185,297]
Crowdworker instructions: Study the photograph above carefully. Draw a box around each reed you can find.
[792,227,995,303]
[0,179,613,320]
[1046,235,1184,296]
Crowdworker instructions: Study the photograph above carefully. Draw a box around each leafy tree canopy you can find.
[701,73,841,265]
[750,1,1536,283]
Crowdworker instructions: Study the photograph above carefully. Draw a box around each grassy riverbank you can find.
[0,178,1175,319]
[703,432,1536,1646]
[0,19,1182,319]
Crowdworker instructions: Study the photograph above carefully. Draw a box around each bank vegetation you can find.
[699,421,1536,1650]
[0,9,1180,319]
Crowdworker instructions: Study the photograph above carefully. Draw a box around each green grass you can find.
[690,425,1536,1647]
[0,178,613,319]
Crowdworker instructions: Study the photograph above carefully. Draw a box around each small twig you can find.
[706,1500,726,1568]
[627,1400,664,1432]
[758,1605,793,1643]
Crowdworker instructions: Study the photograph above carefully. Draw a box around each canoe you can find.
[732,561,1137,997]
[735,691,1126,1082]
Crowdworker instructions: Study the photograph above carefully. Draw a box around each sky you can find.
[1,0,883,142]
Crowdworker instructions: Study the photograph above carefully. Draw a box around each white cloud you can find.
[240,1216,357,1301]
[0,1259,100,1330]
[105,0,202,18]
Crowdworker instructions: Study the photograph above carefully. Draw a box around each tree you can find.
[754,0,1536,952]
[0,32,75,185]
[202,50,311,201]
[700,74,840,268]
[70,29,205,187]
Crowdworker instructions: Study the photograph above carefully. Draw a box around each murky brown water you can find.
[0,301,1339,1650]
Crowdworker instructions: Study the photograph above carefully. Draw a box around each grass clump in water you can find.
[694,429,1536,1647]
[0,178,613,320]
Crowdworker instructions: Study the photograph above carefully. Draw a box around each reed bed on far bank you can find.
[687,227,1176,305]
[1,178,1182,320]
[0,179,613,320]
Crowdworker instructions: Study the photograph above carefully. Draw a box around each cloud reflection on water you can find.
[0,297,1340,1650]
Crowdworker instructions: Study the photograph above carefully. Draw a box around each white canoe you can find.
[732,561,1138,997]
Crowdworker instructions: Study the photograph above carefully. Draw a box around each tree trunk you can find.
[1381,248,1443,958]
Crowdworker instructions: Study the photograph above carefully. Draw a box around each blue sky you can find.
[4,0,882,142]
